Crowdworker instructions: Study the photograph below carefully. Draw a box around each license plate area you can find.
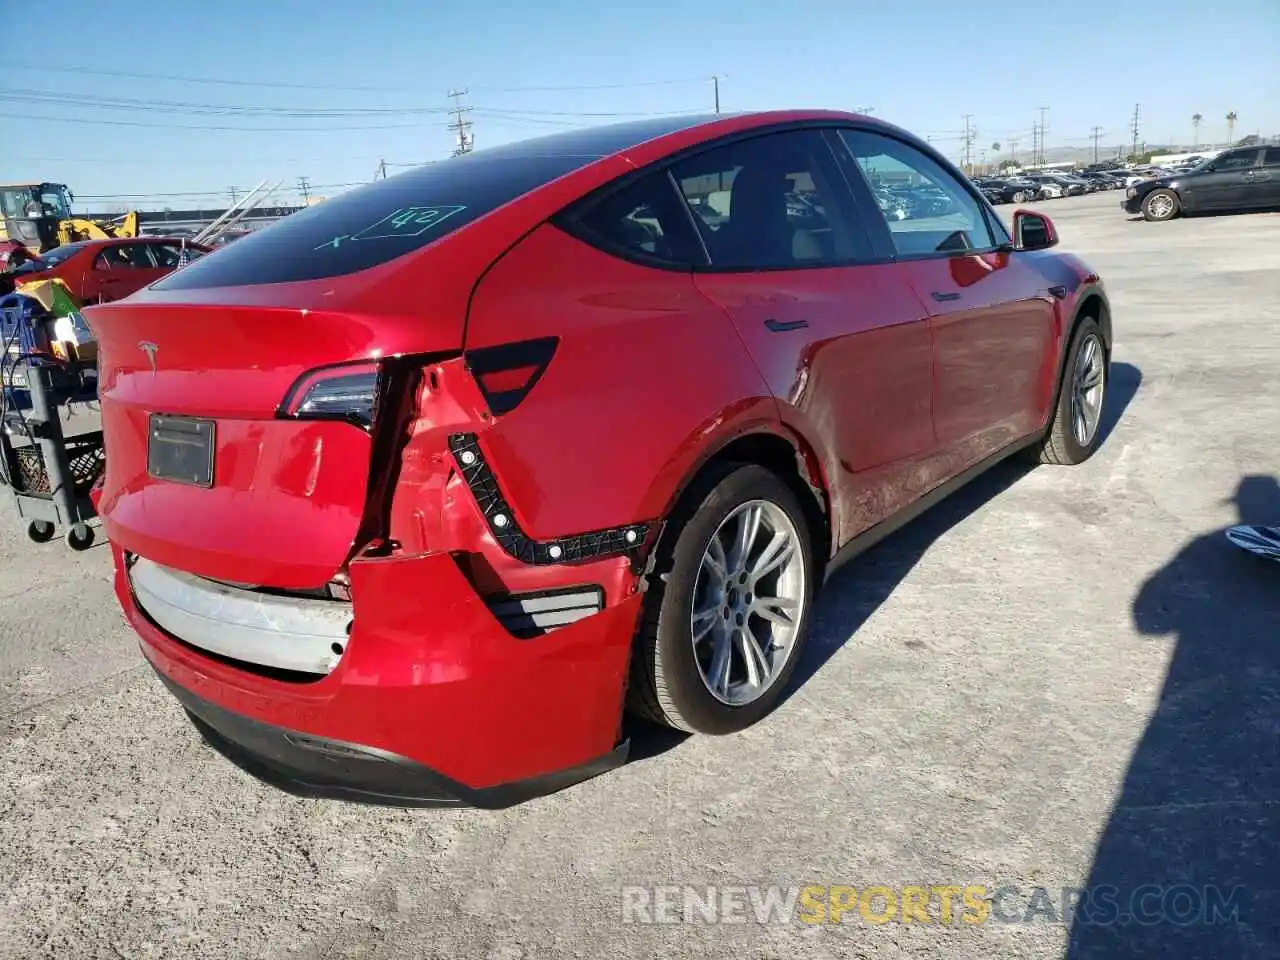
[148,415,215,487]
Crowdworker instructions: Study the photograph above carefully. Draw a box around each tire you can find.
[26,520,55,543]
[628,464,817,734]
[1141,188,1180,222]
[1034,317,1108,466]
[1013,191,1028,203]
[65,523,95,551]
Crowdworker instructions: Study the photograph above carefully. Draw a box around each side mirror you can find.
[1012,209,1058,251]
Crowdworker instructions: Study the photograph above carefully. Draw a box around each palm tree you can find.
[1192,113,1203,147]
[1226,111,1239,145]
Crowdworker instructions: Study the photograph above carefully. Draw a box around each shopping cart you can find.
[0,294,101,549]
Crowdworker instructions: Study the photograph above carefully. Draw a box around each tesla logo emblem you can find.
[138,340,159,373]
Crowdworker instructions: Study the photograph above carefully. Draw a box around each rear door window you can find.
[154,152,603,290]
[668,129,871,270]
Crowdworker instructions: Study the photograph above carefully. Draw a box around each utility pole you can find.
[1008,138,1019,165]
[709,75,725,114]
[448,88,474,156]
[297,176,311,204]
[1090,126,1104,164]
[1038,106,1050,165]
[1130,103,1141,160]
[962,114,975,172]
[377,159,388,181]
[228,185,239,205]
[1030,124,1040,169]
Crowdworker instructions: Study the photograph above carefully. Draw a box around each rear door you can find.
[835,128,1057,465]
[671,129,937,546]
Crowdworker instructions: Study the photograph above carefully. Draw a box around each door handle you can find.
[764,318,809,333]
[1047,285,1068,300]
[930,291,961,302]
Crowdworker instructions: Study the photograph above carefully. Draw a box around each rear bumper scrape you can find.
[163,670,630,809]
[120,543,643,794]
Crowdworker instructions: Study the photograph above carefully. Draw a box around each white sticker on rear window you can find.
[312,205,469,251]
[354,205,467,240]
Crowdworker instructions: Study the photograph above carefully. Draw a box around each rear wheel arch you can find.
[655,427,832,571]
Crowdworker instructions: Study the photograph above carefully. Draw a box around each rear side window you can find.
[154,153,599,290]
[566,171,706,267]
[1263,147,1280,167]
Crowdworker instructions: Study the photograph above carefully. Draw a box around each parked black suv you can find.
[1124,146,1280,221]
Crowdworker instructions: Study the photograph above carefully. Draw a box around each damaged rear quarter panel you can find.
[459,223,778,541]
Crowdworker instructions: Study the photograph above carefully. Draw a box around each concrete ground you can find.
[2,191,1278,960]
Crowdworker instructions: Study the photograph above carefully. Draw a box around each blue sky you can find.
[2,0,1277,210]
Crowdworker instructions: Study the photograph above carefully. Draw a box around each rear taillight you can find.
[465,337,557,415]
[280,362,380,429]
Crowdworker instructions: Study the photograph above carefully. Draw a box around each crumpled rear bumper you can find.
[113,543,642,806]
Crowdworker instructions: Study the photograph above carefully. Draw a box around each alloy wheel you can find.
[1071,334,1106,447]
[1146,193,1175,219]
[690,500,806,706]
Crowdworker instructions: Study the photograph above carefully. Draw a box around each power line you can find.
[298,177,311,204]
[0,111,424,132]
[4,61,713,95]
[1,87,704,121]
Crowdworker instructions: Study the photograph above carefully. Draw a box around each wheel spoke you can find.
[752,595,798,627]
[735,627,771,689]
[730,505,762,574]
[707,626,732,697]
[749,531,794,585]
[1080,337,1097,371]
[1080,367,1103,390]
[692,602,719,642]
[704,535,729,584]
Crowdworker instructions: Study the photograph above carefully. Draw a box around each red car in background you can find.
[86,111,1112,808]
[12,236,210,304]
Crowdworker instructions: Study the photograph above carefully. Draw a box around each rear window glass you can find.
[153,152,599,289]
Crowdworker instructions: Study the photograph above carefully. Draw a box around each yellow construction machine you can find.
[0,182,140,266]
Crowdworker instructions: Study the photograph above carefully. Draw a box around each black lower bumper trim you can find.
[156,671,629,809]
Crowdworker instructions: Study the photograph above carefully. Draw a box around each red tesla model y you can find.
[86,110,1111,807]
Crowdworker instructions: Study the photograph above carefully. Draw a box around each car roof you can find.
[445,109,876,164]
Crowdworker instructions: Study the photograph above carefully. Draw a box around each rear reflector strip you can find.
[448,432,649,565]
[486,586,604,639]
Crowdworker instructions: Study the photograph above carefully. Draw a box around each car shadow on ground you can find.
[625,362,1143,765]
[1065,473,1280,959]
